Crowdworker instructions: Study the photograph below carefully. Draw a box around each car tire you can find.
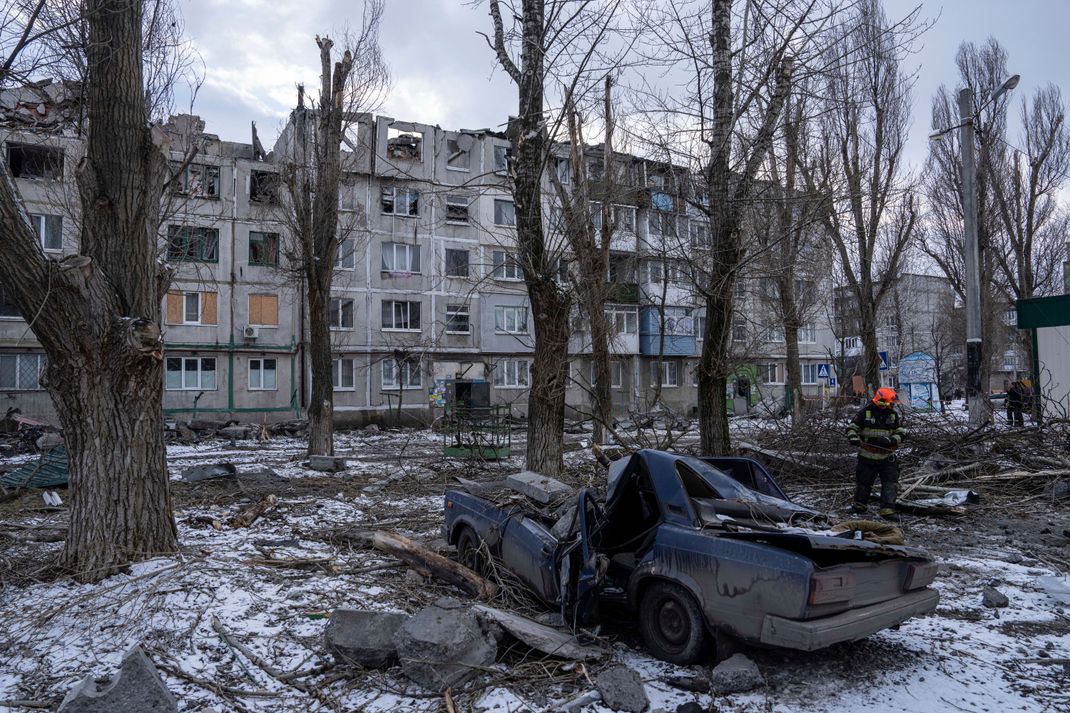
[456,526,488,576]
[638,581,707,665]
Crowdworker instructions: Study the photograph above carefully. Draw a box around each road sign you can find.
[829,377,837,387]
[817,363,830,380]
[879,351,889,371]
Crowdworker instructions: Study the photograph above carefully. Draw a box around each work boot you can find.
[850,502,868,514]
[879,508,899,521]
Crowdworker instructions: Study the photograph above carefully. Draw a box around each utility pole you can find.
[958,87,986,427]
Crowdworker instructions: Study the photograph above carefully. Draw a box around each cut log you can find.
[229,494,278,528]
[370,530,497,600]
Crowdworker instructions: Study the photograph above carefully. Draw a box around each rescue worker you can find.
[1006,380,1026,427]
[846,387,905,520]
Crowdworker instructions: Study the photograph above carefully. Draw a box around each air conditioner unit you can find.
[243,325,259,340]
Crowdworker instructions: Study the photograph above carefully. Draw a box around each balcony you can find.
[610,282,639,304]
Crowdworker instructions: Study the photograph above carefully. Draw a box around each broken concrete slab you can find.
[394,597,497,690]
[325,609,408,667]
[982,586,1010,608]
[595,664,649,713]
[309,455,347,472]
[473,604,602,661]
[181,462,237,483]
[35,432,64,451]
[505,471,572,505]
[709,653,764,694]
[58,645,177,712]
[219,425,250,440]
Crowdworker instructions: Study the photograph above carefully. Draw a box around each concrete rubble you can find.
[325,609,408,667]
[982,586,1010,608]
[58,645,177,713]
[394,597,497,690]
[309,455,348,472]
[594,664,649,713]
[473,604,602,661]
[505,470,572,505]
[709,653,764,694]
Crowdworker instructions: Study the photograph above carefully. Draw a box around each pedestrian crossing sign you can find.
[817,363,830,380]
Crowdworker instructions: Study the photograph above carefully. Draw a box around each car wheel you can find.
[638,581,707,665]
[456,526,488,576]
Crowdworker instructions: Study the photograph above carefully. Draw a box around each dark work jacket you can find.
[846,404,905,461]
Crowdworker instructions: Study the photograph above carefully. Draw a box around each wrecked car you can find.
[443,449,939,664]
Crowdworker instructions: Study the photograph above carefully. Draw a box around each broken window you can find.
[330,298,355,329]
[248,294,279,326]
[493,199,515,227]
[249,170,279,204]
[6,143,63,180]
[332,358,356,390]
[165,291,216,325]
[0,283,22,318]
[381,242,421,274]
[0,353,44,390]
[383,357,422,389]
[387,126,423,161]
[381,186,419,216]
[587,160,604,182]
[493,145,513,174]
[445,248,469,278]
[336,238,357,269]
[445,304,470,333]
[172,162,220,198]
[445,194,470,223]
[492,250,522,280]
[248,231,279,266]
[339,172,360,210]
[165,357,216,390]
[248,358,277,390]
[29,214,62,251]
[167,225,219,262]
[446,137,471,171]
[382,300,421,330]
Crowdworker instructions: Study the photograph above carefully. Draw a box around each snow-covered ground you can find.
[1,427,1067,712]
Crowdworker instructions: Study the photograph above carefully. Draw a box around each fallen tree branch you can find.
[371,530,497,599]
[229,494,278,528]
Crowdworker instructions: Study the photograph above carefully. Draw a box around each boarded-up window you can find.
[166,290,215,324]
[201,292,217,324]
[249,294,279,326]
[165,291,183,324]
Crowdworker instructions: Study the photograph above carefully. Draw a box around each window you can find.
[172,163,219,198]
[587,161,604,182]
[651,360,678,387]
[165,291,217,325]
[495,305,528,334]
[165,357,216,390]
[445,248,469,278]
[764,324,785,343]
[382,357,422,389]
[648,211,677,237]
[494,199,515,226]
[493,145,512,173]
[650,191,674,212]
[167,225,219,262]
[446,137,471,170]
[798,322,817,343]
[610,361,623,389]
[690,219,711,247]
[332,358,355,390]
[590,201,603,231]
[387,127,422,160]
[691,362,700,386]
[842,336,860,351]
[248,294,279,326]
[492,250,523,280]
[382,300,421,331]
[759,280,779,300]
[0,353,44,390]
[801,363,818,385]
[249,171,278,204]
[29,214,62,251]
[613,205,636,233]
[732,319,747,342]
[248,232,279,266]
[336,238,356,269]
[555,157,571,184]
[7,143,63,180]
[660,306,694,335]
[339,173,359,210]
[644,260,664,284]
[494,359,530,388]
[555,257,570,285]
[0,283,21,318]
[249,358,277,390]
[330,298,354,329]
[695,315,707,340]
[445,304,470,333]
[381,186,419,216]
[381,242,421,273]
[760,363,779,384]
[604,307,638,335]
[445,194,470,223]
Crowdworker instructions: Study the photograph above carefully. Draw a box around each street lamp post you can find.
[931,74,1019,427]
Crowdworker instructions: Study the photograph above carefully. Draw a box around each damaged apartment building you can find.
[0,80,843,426]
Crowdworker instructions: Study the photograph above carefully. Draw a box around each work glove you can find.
[868,435,893,448]
[848,436,861,447]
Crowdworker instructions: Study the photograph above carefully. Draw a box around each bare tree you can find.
[276,5,388,456]
[0,0,184,581]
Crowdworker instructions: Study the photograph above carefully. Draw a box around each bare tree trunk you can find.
[527,285,570,473]
[0,0,178,581]
[306,275,334,455]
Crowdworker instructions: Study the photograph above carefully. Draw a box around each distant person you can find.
[846,387,905,520]
[1007,380,1026,427]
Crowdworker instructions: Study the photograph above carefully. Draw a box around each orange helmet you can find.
[873,387,898,408]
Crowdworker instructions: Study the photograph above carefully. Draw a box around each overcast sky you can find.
[178,0,1070,171]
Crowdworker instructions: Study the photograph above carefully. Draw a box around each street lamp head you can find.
[991,74,1021,102]
[929,130,948,142]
